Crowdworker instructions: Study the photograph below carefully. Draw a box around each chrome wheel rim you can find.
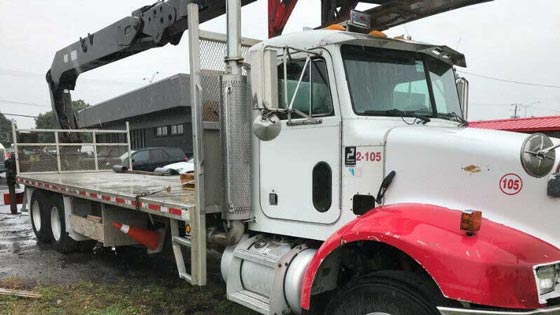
[50,206,61,241]
[32,200,41,231]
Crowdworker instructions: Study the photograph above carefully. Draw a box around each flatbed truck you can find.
[12,0,560,314]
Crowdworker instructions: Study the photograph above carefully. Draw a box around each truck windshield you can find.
[341,45,463,119]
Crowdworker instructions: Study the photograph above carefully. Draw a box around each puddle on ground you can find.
[0,206,36,255]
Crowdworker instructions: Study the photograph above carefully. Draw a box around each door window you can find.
[165,148,186,160]
[151,149,166,162]
[277,58,333,119]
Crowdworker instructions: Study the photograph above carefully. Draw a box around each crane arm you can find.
[46,0,255,137]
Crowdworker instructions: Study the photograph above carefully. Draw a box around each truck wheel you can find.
[49,194,78,254]
[30,190,52,243]
[324,271,440,315]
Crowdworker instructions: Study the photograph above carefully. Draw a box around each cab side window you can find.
[277,58,334,119]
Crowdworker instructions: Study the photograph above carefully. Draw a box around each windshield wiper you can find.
[437,112,468,127]
[364,109,431,124]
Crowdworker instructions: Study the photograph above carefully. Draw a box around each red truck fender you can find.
[301,203,560,311]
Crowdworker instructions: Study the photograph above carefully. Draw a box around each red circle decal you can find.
[499,173,523,195]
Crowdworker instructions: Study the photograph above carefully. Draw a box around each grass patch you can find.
[0,279,256,315]
[0,276,28,290]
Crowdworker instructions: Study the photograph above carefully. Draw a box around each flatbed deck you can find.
[17,171,194,221]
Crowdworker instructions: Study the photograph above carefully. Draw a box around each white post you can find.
[125,121,133,170]
[54,131,61,173]
[188,2,207,286]
[93,131,98,171]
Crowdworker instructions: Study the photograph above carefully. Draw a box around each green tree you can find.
[35,100,90,129]
[0,113,14,147]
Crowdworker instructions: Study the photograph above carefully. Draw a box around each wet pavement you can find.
[0,205,34,257]
[0,184,188,287]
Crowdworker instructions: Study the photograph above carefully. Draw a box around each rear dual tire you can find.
[48,194,78,254]
[29,190,78,253]
[30,190,52,243]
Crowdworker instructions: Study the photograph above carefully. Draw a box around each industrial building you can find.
[78,73,220,155]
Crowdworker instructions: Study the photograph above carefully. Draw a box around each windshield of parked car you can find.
[119,150,135,163]
[341,45,463,119]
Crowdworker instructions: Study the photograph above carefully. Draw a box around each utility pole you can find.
[511,101,540,118]
[511,104,520,119]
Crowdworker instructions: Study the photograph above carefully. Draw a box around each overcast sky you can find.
[1,0,560,129]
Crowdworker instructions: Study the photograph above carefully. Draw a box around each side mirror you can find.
[249,47,281,141]
[250,48,278,110]
[456,76,469,120]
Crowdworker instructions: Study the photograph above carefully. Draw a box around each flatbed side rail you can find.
[11,121,132,174]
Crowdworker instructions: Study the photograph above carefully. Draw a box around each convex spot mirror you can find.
[253,113,281,141]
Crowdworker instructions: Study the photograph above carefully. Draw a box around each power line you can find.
[1,113,38,118]
[457,70,560,89]
[0,99,50,108]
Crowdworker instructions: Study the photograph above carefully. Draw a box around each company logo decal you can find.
[345,147,356,166]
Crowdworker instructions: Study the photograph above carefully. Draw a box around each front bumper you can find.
[438,306,560,315]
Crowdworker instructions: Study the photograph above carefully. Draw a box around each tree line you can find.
[0,100,90,147]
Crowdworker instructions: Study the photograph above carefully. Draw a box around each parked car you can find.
[119,147,188,172]
[157,158,195,175]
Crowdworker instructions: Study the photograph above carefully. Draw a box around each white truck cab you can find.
[250,30,470,239]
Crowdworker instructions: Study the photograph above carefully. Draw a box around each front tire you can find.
[324,271,441,315]
[30,190,52,243]
[49,194,78,254]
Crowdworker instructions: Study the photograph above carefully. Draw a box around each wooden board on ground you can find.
[0,288,42,299]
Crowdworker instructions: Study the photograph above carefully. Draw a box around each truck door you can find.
[259,55,341,224]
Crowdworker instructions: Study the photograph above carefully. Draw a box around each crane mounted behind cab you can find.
[14,0,560,314]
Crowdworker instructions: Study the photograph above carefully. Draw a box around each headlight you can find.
[534,263,560,303]
[536,265,558,294]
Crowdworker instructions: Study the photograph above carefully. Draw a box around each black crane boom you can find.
[46,0,256,139]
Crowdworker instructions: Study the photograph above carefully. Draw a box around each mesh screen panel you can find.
[17,146,58,173]
[198,36,251,122]
[96,145,129,170]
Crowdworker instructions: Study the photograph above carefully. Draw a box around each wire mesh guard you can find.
[199,36,252,122]
[15,129,130,173]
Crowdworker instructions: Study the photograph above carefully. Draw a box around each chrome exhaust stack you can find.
[221,0,251,221]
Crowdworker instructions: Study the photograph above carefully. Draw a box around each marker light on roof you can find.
[326,24,345,31]
[368,30,387,38]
